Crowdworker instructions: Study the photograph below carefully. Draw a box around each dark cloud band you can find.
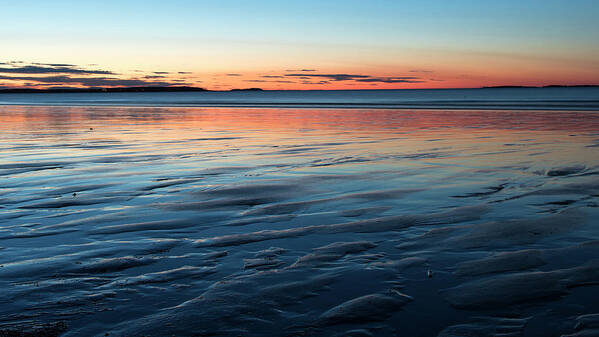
[0,75,180,87]
[286,73,422,83]
[0,65,114,75]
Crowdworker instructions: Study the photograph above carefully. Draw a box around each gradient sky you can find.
[1,0,598,90]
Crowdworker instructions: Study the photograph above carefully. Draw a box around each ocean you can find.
[0,87,598,110]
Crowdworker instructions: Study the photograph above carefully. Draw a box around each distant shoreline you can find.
[0,87,263,94]
[481,85,599,89]
[0,85,597,94]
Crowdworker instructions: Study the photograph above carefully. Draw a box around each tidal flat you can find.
[1,106,599,336]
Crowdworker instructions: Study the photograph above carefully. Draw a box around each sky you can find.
[1,0,598,90]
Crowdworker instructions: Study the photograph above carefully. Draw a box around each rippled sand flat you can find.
[1,106,599,336]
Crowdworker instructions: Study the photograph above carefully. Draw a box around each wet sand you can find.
[1,106,598,336]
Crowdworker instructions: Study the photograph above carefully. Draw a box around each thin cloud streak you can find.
[356,77,423,83]
[285,73,422,83]
[0,65,114,75]
[0,75,181,87]
[285,73,371,81]
[244,79,296,83]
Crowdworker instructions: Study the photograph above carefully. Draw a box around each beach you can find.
[1,101,599,336]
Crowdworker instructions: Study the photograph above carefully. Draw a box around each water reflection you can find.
[0,106,598,336]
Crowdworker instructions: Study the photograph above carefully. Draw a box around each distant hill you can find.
[0,86,269,94]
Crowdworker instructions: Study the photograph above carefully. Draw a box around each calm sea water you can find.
[0,87,598,110]
[0,99,599,336]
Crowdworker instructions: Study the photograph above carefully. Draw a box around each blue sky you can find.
[1,0,598,89]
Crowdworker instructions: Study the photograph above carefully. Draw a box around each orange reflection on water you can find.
[2,106,598,173]
[2,106,599,134]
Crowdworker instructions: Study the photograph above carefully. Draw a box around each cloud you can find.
[355,77,423,83]
[409,69,434,73]
[286,73,422,84]
[301,80,331,85]
[0,60,429,89]
[0,75,178,87]
[0,64,114,75]
[171,79,197,83]
[286,73,371,81]
[32,62,76,67]
[0,61,201,88]
[244,79,295,83]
